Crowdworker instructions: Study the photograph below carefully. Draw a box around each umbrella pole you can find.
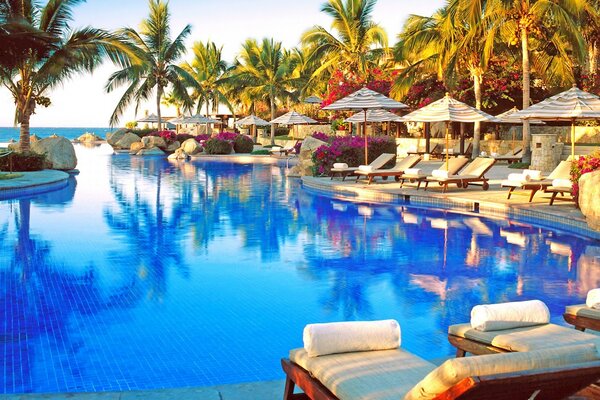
[364,109,368,164]
[445,122,450,171]
[571,119,575,160]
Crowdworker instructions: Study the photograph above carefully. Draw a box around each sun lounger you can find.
[270,141,300,157]
[501,161,571,202]
[329,153,395,180]
[564,304,600,332]
[354,155,421,185]
[424,157,496,192]
[545,179,573,205]
[283,325,600,400]
[398,157,469,189]
[492,147,523,164]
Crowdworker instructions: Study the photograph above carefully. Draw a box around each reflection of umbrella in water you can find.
[403,93,498,169]
[269,111,317,139]
[511,85,600,160]
[235,114,270,140]
[323,87,408,163]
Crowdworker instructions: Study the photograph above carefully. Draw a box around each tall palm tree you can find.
[161,90,184,117]
[301,0,388,79]
[106,0,194,130]
[227,38,293,145]
[182,41,234,117]
[0,0,136,152]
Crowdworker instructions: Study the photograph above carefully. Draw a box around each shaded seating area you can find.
[492,146,523,164]
[398,157,469,189]
[501,160,571,202]
[282,319,600,400]
[354,155,421,185]
[423,157,496,192]
[329,153,395,181]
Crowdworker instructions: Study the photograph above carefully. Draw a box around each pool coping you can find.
[301,176,600,240]
[0,170,70,200]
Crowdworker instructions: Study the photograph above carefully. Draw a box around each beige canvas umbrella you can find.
[182,114,220,135]
[323,87,408,163]
[495,107,544,152]
[235,115,270,140]
[344,109,404,123]
[269,111,317,139]
[303,95,322,104]
[511,86,600,159]
[402,93,498,170]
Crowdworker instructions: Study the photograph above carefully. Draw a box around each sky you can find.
[0,0,444,128]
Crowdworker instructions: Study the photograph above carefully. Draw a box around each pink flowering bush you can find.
[215,131,238,142]
[571,150,600,206]
[194,133,211,143]
[149,130,176,143]
[311,131,331,142]
[312,135,396,175]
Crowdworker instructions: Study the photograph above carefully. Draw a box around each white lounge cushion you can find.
[431,170,449,179]
[552,178,572,188]
[508,172,529,182]
[291,348,434,400]
[471,300,550,331]
[303,320,401,357]
[404,168,422,176]
[567,303,600,318]
[586,289,600,309]
[523,169,542,180]
[358,165,374,172]
[333,163,348,169]
[404,343,600,400]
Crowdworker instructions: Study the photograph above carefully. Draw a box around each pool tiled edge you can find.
[301,177,600,240]
[0,170,70,200]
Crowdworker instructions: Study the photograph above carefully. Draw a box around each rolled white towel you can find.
[491,152,499,157]
[471,300,550,331]
[480,151,488,157]
[523,169,542,180]
[508,173,527,182]
[404,168,422,176]
[586,289,600,309]
[431,169,449,179]
[333,163,348,169]
[358,165,374,172]
[303,320,401,357]
[552,178,572,188]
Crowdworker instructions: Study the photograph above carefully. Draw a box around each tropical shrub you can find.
[312,135,396,175]
[176,133,195,142]
[204,138,232,155]
[215,131,239,142]
[233,135,254,153]
[130,128,157,138]
[311,131,331,142]
[149,130,177,143]
[195,134,211,142]
[0,152,47,172]
[251,149,271,155]
[571,150,600,205]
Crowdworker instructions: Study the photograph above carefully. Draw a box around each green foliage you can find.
[233,135,254,153]
[204,138,233,155]
[129,128,157,138]
[251,149,271,155]
[125,121,138,129]
[176,133,195,142]
[0,152,47,172]
[275,127,290,136]
[508,162,530,169]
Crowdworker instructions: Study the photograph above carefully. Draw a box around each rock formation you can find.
[30,136,77,170]
[579,170,600,231]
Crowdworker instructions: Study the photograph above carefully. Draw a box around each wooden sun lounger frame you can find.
[564,311,600,332]
[505,181,552,202]
[281,358,600,400]
[424,160,496,193]
[355,156,421,185]
[545,186,574,205]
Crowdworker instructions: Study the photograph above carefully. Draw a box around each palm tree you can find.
[0,0,136,152]
[106,0,194,131]
[227,38,293,145]
[161,91,184,117]
[182,41,234,117]
[492,0,587,162]
[301,0,388,79]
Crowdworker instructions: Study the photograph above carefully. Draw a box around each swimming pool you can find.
[1,144,599,394]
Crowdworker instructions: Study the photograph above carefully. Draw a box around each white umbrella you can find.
[403,93,498,169]
[303,95,323,104]
[322,87,408,163]
[511,85,600,159]
[269,111,317,139]
[137,113,168,123]
[345,109,404,123]
[236,115,270,140]
[181,114,221,135]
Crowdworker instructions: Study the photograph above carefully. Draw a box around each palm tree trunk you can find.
[156,86,163,132]
[521,28,532,164]
[472,71,482,158]
[270,95,276,145]
[19,111,32,152]
[206,100,211,135]
[590,42,598,75]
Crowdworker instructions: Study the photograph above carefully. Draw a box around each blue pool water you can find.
[1,144,599,394]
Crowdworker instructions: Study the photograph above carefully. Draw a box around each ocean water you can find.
[0,127,113,143]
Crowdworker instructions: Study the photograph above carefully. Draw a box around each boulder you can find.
[130,142,145,154]
[106,129,128,146]
[181,138,202,155]
[30,136,77,170]
[165,141,180,153]
[114,132,141,149]
[141,135,167,149]
[287,136,327,177]
[30,134,41,143]
[136,147,165,156]
[167,148,189,160]
[78,132,102,142]
[579,170,600,231]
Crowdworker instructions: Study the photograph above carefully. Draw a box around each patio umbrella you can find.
[345,109,404,123]
[322,87,408,163]
[269,111,317,139]
[182,113,221,135]
[495,107,544,153]
[235,114,270,140]
[303,95,323,104]
[511,85,600,160]
[402,93,498,170]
